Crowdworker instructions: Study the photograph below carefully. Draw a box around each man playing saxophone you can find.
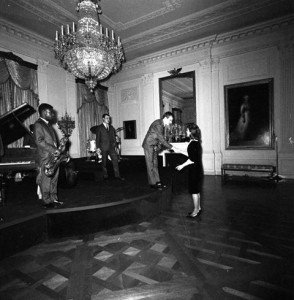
[34,103,63,208]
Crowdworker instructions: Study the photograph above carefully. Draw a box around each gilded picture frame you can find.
[224,78,274,149]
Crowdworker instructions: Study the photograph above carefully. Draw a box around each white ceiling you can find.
[0,0,293,62]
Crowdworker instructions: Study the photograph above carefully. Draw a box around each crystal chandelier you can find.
[54,0,124,91]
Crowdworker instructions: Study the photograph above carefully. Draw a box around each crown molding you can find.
[0,18,53,49]
[108,0,183,31]
[123,0,288,51]
[5,0,183,31]
[1,7,293,77]
[124,35,216,70]
[10,0,76,26]
[45,0,77,20]
[214,13,294,46]
[9,0,183,32]
[124,14,294,71]
[0,18,59,66]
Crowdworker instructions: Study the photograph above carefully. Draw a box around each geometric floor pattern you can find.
[0,223,198,300]
[0,176,294,299]
[159,211,294,300]
[161,182,294,300]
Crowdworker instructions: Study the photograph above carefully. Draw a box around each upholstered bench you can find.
[221,163,276,183]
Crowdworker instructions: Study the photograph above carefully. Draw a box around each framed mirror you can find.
[159,71,196,142]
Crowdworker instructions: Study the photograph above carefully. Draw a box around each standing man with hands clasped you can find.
[95,113,124,181]
[142,111,182,190]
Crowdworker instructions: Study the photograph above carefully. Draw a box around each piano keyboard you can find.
[0,161,35,166]
[0,161,37,173]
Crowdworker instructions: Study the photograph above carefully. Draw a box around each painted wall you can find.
[0,15,294,177]
[107,16,294,177]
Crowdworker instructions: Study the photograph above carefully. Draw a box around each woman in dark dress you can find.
[176,124,203,218]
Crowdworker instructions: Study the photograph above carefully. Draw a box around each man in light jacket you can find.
[142,111,179,189]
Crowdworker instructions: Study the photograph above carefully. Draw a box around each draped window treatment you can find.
[77,83,109,157]
[0,54,39,147]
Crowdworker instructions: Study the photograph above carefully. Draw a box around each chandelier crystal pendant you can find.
[54,0,124,91]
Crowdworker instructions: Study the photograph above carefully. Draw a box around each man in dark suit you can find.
[142,112,179,189]
[34,103,63,208]
[95,113,123,180]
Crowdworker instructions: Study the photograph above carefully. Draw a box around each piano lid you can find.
[0,103,36,146]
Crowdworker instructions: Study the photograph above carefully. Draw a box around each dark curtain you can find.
[0,52,39,147]
[77,83,109,157]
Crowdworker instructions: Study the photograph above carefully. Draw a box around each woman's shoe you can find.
[186,209,201,218]
[156,182,166,189]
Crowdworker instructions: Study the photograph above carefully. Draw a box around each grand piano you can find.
[0,103,37,205]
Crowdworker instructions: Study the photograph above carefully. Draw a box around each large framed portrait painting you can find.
[225,78,274,149]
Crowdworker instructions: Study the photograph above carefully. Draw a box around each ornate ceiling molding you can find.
[123,0,289,51]
[125,36,215,70]
[123,14,294,71]
[10,0,75,26]
[10,0,183,32]
[1,4,293,74]
[215,15,294,45]
[0,18,52,49]
[111,0,183,31]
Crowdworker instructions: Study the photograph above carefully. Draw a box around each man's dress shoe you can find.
[42,203,55,209]
[155,182,166,190]
[150,182,166,190]
[42,201,63,209]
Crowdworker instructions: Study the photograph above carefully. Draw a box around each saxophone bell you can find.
[44,137,70,177]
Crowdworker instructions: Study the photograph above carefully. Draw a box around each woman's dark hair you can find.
[188,123,201,142]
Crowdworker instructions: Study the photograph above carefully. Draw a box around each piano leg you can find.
[0,174,7,206]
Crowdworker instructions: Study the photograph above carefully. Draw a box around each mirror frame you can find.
[159,71,196,123]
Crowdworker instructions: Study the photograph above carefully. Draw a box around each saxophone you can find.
[44,136,70,177]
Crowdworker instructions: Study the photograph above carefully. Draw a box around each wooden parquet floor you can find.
[0,176,293,299]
